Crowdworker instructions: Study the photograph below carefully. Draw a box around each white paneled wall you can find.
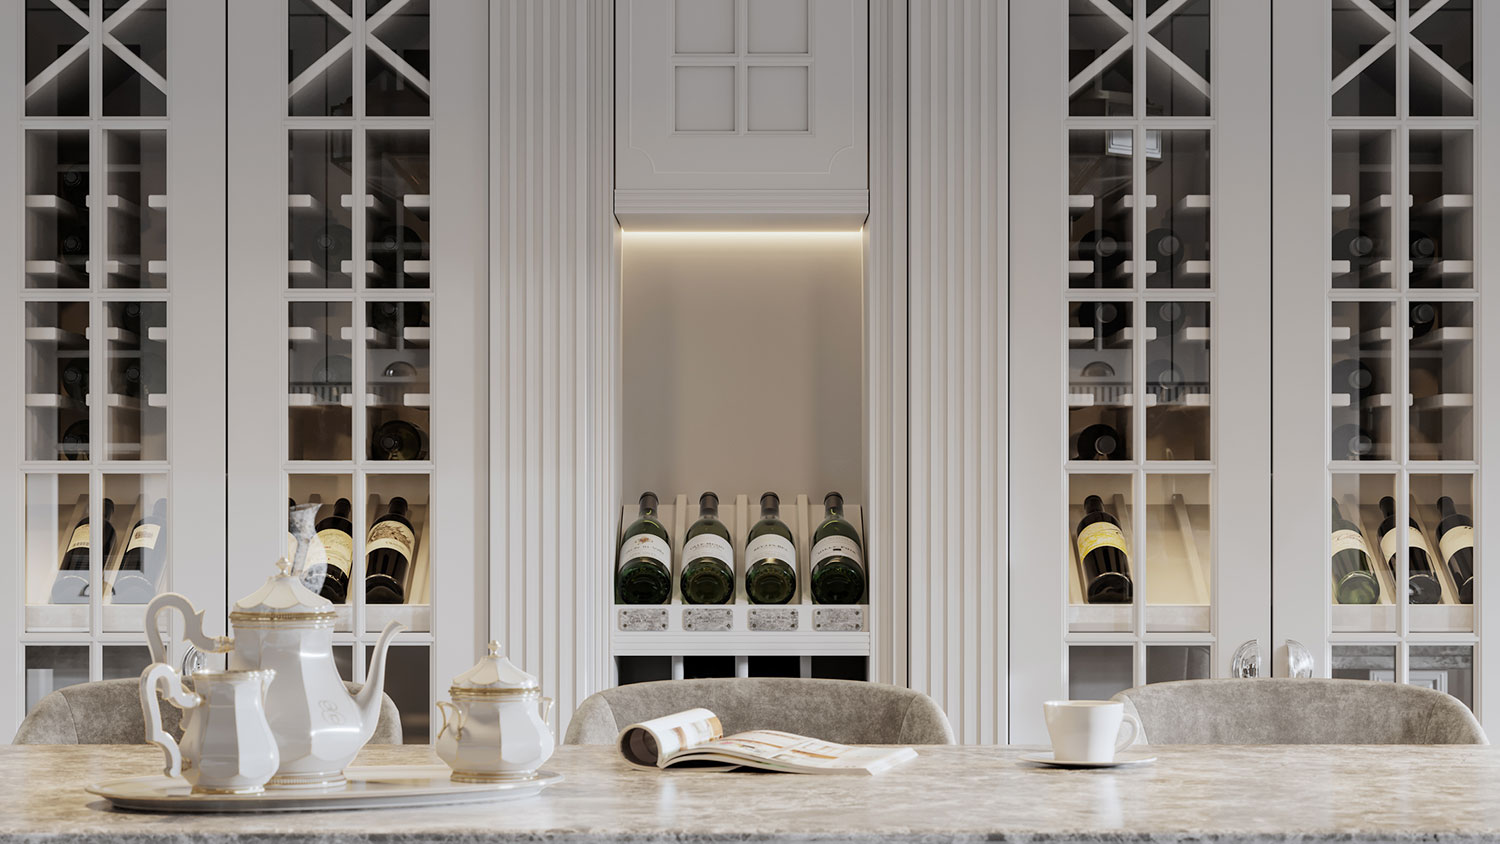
[863,0,908,688]
[489,0,618,740]
[907,0,1009,744]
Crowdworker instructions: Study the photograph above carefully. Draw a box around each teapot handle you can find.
[145,593,231,664]
[140,662,201,779]
[436,701,464,740]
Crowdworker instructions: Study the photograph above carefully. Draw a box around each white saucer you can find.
[1019,751,1157,769]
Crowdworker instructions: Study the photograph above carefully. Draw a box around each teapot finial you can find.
[487,641,501,657]
[276,557,293,577]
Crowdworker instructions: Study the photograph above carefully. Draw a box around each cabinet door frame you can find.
[1008,0,1271,744]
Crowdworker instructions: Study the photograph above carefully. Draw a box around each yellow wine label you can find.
[1077,521,1127,559]
[125,524,160,553]
[1440,525,1474,563]
[1330,528,1367,557]
[812,536,864,569]
[683,534,733,566]
[746,534,795,566]
[621,534,670,568]
[366,522,415,560]
[317,528,355,574]
[66,524,90,552]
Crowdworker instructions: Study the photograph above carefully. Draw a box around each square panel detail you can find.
[747,0,809,53]
[674,66,736,132]
[747,66,809,131]
[675,0,735,54]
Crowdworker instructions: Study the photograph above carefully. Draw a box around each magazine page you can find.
[674,730,918,775]
[617,708,724,767]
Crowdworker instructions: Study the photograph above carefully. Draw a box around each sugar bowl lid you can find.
[450,641,539,694]
[230,558,336,619]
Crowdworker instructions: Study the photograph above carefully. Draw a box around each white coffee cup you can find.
[1043,700,1141,763]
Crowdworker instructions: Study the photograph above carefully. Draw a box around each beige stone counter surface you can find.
[3,743,1498,843]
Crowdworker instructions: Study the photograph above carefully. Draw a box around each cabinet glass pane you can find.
[289,130,355,289]
[1069,475,1134,631]
[366,0,430,117]
[25,646,89,715]
[1408,0,1473,118]
[105,130,167,289]
[1145,474,1209,632]
[370,644,428,743]
[1068,645,1133,700]
[1408,130,1473,290]
[102,644,153,679]
[365,475,428,623]
[1145,301,1209,460]
[26,474,92,626]
[289,0,355,117]
[1331,474,1396,633]
[1411,475,1475,628]
[1331,644,1396,680]
[1331,301,1395,461]
[367,302,430,461]
[101,0,168,116]
[1144,0,1210,117]
[1409,301,1473,461]
[1409,644,1473,710]
[25,3,89,117]
[367,132,430,289]
[100,475,169,622]
[1330,130,1394,289]
[1145,132,1209,288]
[1331,0,1397,116]
[1070,301,1132,461]
[1145,644,1210,683]
[26,130,90,289]
[25,302,90,461]
[289,475,356,626]
[289,301,353,461]
[1068,0,1132,116]
[1069,131,1133,289]
[105,301,167,461]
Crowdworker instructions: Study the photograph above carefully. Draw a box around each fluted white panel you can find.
[907,0,1008,744]
[864,0,908,687]
[490,0,618,739]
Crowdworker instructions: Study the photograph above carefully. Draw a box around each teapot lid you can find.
[450,641,538,693]
[230,558,336,619]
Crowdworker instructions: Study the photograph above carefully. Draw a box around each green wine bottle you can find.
[616,491,671,604]
[680,492,734,604]
[1331,498,1380,604]
[745,492,797,604]
[810,492,865,604]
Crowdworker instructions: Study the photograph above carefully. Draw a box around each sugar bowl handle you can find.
[540,696,555,735]
[140,662,201,778]
[436,701,465,741]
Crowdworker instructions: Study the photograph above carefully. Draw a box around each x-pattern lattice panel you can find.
[1069,0,1211,117]
[290,0,430,118]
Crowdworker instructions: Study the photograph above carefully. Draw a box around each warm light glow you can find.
[621,229,864,241]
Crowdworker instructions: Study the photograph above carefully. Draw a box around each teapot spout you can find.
[355,620,406,741]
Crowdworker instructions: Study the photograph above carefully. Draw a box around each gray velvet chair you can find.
[564,678,955,745]
[13,678,404,745]
[1111,678,1487,745]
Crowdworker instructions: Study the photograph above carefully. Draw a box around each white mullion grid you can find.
[351,0,370,663]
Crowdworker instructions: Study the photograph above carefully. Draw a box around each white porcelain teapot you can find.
[435,641,554,782]
[140,664,279,795]
[146,504,403,790]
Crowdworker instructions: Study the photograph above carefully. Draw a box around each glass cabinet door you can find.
[3,0,227,733]
[1274,1,1484,720]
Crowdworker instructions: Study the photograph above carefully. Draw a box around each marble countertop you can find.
[5,743,1500,843]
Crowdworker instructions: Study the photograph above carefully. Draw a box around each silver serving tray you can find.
[87,765,562,813]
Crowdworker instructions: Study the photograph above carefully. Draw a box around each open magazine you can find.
[616,708,918,775]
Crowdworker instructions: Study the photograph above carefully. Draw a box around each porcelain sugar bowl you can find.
[436,641,554,782]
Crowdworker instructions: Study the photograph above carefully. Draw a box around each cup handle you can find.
[140,662,200,779]
[1115,712,1142,752]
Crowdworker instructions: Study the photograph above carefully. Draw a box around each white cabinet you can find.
[615,0,868,228]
